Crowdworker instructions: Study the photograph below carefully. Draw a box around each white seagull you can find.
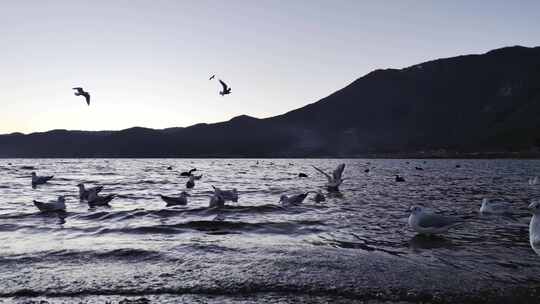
[212,186,238,203]
[479,198,512,214]
[33,196,66,212]
[408,206,463,235]
[280,193,308,206]
[31,172,54,186]
[159,192,190,206]
[313,163,346,191]
[77,183,104,200]
[529,201,540,256]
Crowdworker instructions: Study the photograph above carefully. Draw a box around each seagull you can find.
[31,172,54,186]
[212,186,238,202]
[218,79,231,96]
[33,196,66,212]
[77,183,104,200]
[395,175,405,182]
[280,193,308,206]
[87,189,115,207]
[186,175,195,189]
[312,163,346,191]
[72,87,90,106]
[529,201,540,256]
[529,177,538,185]
[159,192,190,206]
[479,198,512,214]
[209,193,225,208]
[180,168,197,177]
[408,206,463,235]
[209,74,215,80]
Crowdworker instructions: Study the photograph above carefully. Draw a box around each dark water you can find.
[1,159,540,303]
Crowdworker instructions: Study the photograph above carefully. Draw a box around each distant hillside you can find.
[2,45,540,158]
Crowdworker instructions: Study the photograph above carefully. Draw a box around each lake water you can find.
[1,159,540,303]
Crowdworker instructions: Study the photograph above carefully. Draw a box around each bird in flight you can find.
[209,74,215,80]
[73,87,91,106]
[219,79,231,96]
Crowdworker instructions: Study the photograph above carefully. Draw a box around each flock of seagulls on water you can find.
[72,75,230,106]
[24,161,540,256]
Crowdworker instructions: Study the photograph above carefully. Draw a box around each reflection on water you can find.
[1,159,540,301]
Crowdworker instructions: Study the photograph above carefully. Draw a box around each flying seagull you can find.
[73,87,90,105]
[209,74,215,80]
[218,79,231,96]
[312,163,346,191]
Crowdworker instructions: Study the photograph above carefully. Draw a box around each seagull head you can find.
[410,205,424,215]
[529,201,540,214]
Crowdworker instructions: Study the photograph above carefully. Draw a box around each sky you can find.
[1,0,539,134]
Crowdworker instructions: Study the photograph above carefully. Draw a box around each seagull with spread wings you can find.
[73,87,91,105]
[312,163,346,191]
[218,79,231,96]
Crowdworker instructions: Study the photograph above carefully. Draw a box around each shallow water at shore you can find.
[1,159,540,303]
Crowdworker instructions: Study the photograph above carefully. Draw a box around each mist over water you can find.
[1,159,540,303]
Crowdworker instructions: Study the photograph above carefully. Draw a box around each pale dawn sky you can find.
[1,0,539,134]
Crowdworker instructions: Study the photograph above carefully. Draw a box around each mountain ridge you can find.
[2,45,540,158]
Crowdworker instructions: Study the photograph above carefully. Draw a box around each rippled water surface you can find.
[1,159,540,303]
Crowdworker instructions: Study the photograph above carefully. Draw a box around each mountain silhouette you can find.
[1,45,540,158]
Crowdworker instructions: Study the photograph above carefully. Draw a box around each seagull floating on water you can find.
[529,201,540,256]
[77,183,104,200]
[87,190,115,207]
[280,193,308,206]
[218,79,231,96]
[408,206,463,235]
[160,192,190,206]
[212,186,238,202]
[479,198,512,214]
[72,87,90,106]
[31,172,54,186]
[33,196,66,212]
[312,163,346,191]
[186,175,196,189]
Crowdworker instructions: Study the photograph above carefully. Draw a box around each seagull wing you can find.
[219,79,228,90]
[83,92,90,105]
[332,164,345,180]
[312,165,331,181]
[418,213,462,229]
